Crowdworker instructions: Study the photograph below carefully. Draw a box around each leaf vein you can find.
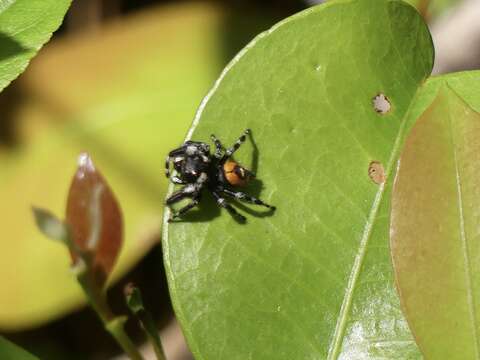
[448,100,480,359]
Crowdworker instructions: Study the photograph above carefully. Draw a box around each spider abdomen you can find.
[222,160,252,187]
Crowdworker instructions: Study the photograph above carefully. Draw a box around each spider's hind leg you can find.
[212,191,246,222]
[225,129,251,157]
[222,188,275,210]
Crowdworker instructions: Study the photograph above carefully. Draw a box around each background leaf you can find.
[0,3,220,331]
[32,207,70,244]
[0,336,38,360]
[391,85,480,359]
[163,0,435,358]
[404,0,460,19]
[0,0,72,92]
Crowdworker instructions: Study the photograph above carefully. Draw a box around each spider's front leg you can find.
[166,188,200,222]
[169,197,201,222]
[171,175,186,185]
[212,191,246,222]
[165,155,172,178]
[222,188,276,210]
[166,172,208,221]
[165,146,187,178]
[210,134,224,159]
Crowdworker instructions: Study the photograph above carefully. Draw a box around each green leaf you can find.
[0,336,38,360]
[164,0,436,358]
[391,86,480,359]
[32,207,70,244]
[0,0,72,92]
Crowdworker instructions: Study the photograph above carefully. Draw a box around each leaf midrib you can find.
[326,86,425,359]
[447,92,480,359]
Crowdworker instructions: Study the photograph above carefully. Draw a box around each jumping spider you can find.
[165,129,275,222]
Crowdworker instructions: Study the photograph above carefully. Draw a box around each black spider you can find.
[165,129,275,222]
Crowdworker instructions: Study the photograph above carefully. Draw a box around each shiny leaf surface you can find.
[164,0,435,358]
[0,0,71,92]
[391,86,480,359]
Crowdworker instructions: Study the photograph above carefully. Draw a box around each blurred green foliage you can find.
[0,2,222,331]
[0,0,72,92]
[0,336,38,360]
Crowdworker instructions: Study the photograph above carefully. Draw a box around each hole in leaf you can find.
[372,93,391,114]
[368,161,385,185]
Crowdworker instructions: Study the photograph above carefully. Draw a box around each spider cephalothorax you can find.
[165,129,275,222]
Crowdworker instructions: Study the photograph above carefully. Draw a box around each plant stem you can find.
[106,317,144,360]
[125,284,167,360]
[76,268,144,360]
[138,311,166,360]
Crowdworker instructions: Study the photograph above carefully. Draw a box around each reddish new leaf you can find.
[66,153,123,286]
[391,87,480,359]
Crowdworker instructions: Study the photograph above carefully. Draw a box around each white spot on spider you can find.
[198,173,208,182]
[172,177,183,184]
[186,145,197,155]
[184,185,195,193]
[235,193,244,199]
[217,198,225,205]
[174,156,183,163]
[372,93,391,114]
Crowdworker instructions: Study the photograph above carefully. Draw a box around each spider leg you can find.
[165,148,186,178]
[222,188,276,210]
[171,175,186,185]
[212,191,246,222]
[168,198,200,222]
[165,155,171,178]
[166,187,192,205]
[225,129,251,157]
[166,172,208,220]
[168,147,187,157]
[210,134,224,159]
[166,185,199,221]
